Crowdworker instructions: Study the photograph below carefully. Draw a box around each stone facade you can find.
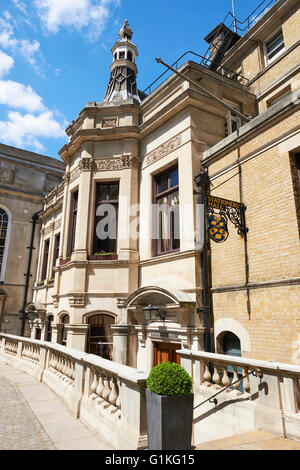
[0,143,65,335]
[29,1,299,371]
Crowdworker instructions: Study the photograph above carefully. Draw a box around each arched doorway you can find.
[87,314,115,360]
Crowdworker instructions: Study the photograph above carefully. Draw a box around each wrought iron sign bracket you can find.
[206,195,248,242]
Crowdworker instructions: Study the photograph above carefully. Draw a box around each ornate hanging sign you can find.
[206,195,248,242]
[208,213,229,243]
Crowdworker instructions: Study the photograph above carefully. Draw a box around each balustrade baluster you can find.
[90,369,98,399]
[108,377,118,406]
[222,366,231,389]
[102,375,111,402]
[96,371,105,403]
[243,367,250,393]
[212,364,221,388]
[232,366,241,394]
[116,379,121,410]
[203,362,212,386]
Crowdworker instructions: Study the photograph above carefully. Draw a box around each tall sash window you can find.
[0,208,11,282]
[68,190,78,256]
[154,167,180,255]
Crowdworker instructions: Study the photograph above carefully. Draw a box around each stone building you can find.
[0,143,65,336]
[30,0,299,370]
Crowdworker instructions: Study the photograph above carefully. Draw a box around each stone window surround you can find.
[0,205,12,283]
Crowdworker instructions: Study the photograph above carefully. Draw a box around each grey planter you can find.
[146,388,194,450]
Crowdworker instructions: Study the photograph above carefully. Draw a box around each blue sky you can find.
[0,0,270,159]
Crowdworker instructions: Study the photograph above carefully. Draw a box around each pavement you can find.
[0,362,113,450]
[196,430,300,450]
[1,361,300,451]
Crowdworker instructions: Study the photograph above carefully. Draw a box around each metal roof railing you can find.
[142,51,249,96]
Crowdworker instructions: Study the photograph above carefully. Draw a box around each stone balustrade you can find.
[0,333,148,450]
[178,349,300,444]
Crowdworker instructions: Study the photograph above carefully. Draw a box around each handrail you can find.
[200,0,279,64]
[193,368,263,410]
[142,51,249,96]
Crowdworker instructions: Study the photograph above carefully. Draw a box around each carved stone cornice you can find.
[144,134,183,167]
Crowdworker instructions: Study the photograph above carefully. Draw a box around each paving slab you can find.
[0,362,114,450]
[196,431,300,450]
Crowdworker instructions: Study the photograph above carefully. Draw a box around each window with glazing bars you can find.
[51,233,60,278]
[154,166,180,255]
[68,190,78,256]
[0,208,9,280]
[93,182,119,254]
[264,30,285,65]
[41,239,50,281]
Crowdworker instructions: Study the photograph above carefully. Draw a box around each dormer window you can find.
[264,29,285,65]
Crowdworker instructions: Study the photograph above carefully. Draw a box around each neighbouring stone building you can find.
[29,0,299,371]
[0,143,65,336]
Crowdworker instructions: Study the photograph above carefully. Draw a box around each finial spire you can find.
[104,20,140,103]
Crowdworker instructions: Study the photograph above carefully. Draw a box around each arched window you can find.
[87,314,115,360]
[222,331,241,357]
[0,208,11,282]
[221,331,243,392]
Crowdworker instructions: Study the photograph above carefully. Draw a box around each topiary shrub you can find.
[146,362,192,397]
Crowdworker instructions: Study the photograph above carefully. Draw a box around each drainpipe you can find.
[194,170,211,352]
[20,209,43,337]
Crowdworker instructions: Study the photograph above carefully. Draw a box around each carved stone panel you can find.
[144,134,183,167]
[101,118,117,128]
[0,167,14,184]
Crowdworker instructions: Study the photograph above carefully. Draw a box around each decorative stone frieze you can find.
[144,134,183,167]
[69,155,140,181]
[80,157,94,171]
[54,219,61,230]
[94,155,140,171]
[44,224,53,236]
[69,166,81,183]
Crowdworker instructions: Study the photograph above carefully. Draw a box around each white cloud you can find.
[0,80,46,112]
[12,0,28,15]
[0,16,42,72]
[34,0,119,40]
[0,110,65,151]
[0,50,14,78]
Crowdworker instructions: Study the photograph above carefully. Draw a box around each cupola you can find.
[104,20,141,102]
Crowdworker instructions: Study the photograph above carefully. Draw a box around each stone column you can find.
[111,324,131,365]
[73,148,93,260]
[51,323,63,344]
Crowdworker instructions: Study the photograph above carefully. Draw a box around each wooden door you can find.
[154,342,181,366]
